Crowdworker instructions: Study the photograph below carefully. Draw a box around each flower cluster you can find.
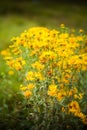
[1,24,87,126]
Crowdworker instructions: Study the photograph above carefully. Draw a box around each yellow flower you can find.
[60,24,65,28]
[78,112,85,119]
[39,51,57,63]
[26,71,35,81]
[6,59,15,67]
[79,29,84,33]
[1,25,87,126]
[4,56,13,60]
[74,93,83,100]
[81,116,87,124]
[32,61,44,70]
[1,49,10,56]
[20,83,35,91]
[20,85,26,91]
[57,91,66,101]
[14,62,22,71]
[48,84,57,97]
[8,70,14,75]
[27,83,35,90]
[59,33,69,39]
[35,72,44,81]
[61,107,66,112]
[68,87,78,97]
[68,101,81,114]
[24,90,32,98]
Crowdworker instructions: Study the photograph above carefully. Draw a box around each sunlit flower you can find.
[26,71,35,81]
[24,90,32,98]
[8,70,14,75]
[68,101,81,114]
[57,91,66,101]
[48,84,57,97]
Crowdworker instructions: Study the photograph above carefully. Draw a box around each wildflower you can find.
[68,101,81,115]
[1,25,87,126]
[24,90,32,98]
[60,24,65,28]
[81,116,87,124]
[35,72,44,81]
[11,47,21,55]
[20,85,27,91]
[39,51,57,63]
[57,91,66,101]
[1,49,10,56]
[62,107,66,112]
[79,29,84,33]
[27,83,35,90]
[68,87,78,97]
[26,71,35,81]
[32,61,44,70]
[48,84,57,97]
[8,70,14,75]
[14,62,22,71]
[20,83,35,91]
[74,93,83,100]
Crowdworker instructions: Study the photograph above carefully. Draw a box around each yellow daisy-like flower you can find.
[26,71,35,81]
[24,90,32,98]
[8,70,14,75]
[68,101,81,115]
[48,84,57,97]
[60,23,65,28]
[81,116,87,124]
[32,61,44,70]
[27,83,35,90]
[57,91,66,101]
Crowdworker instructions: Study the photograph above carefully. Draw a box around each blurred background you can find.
[0,0,87,50]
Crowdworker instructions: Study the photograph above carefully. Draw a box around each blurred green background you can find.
[0,0,87,51]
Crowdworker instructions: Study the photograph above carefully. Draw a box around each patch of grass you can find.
[0,15,38,50]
